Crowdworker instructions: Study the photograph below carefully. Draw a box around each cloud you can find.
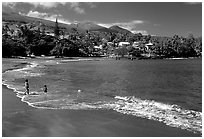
[28,2,97,14]
[69,2,97,14]
[86,2,97,8]
[114,20,144,30]
[131,30,148,35]
[26,2,85,14]
[2,2,16,8]
[27,2,66,9]
[70,2,85,14]
[3,2,66,10]
[2,2,19,11]
[26,11,46,17]
[27,2,85,14]
[3,2,96,15]
[20,11,71,24]
[97,23,112,28]
[185,2,201,5]
[99,20,144,28]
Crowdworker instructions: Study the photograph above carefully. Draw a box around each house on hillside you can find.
[131,41,154,52]
[132,41,141,50]
[45,31,55,36]
[132,41,140,47]
[145,42,154,51]
[132,41,155,57]
[92,45,104,56]
[93,45,103,50]
[139,42,155,57]
[118,42,130,47]
[107,42,114,47]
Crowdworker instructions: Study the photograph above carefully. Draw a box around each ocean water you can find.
[2,58,202,134]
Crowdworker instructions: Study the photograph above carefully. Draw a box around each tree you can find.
[50,41,62,57]
[143,34,151,43]
[2,37,27,57]
[54,18,60,38]
[185,34,197,57]
[17,24,34,44]
[126,45,142,57]
[172,35,181,55]
[152,38,162,55]
[114,46,128,57]
[194,37,202,56]
[2,37,13,57]
[163,39,176,57]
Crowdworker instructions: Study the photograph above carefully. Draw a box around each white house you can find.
[145,42,154,51]
[107,42,114,47]
[118,42,130,47]
[132,41,141,49]
[94,45,103,50]
[132,41,140,47]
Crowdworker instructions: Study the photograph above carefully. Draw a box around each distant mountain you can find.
[71,21,112,32]
[2,11,133,35]
[3,11,35,23]
[2,11,73,32]
[109,25,132,34]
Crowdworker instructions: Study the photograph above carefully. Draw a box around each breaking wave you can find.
[19,94,202,134]
[3,61,45,78]
[112,96,202,134]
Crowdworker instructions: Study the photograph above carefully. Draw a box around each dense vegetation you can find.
[2,21,202,58]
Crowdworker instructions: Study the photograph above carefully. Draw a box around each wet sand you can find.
[2,85,201,137]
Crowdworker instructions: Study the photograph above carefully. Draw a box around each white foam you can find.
[45,60,60,64]
[28,95,201,134]
[61,59,90,62]
[113,96,202,134]
[3,61,44,78]
[60,58,101,63]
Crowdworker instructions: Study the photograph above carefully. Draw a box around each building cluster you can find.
[92,41,155,57]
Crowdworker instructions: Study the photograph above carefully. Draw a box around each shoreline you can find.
[3,55,202,60]
[2,85,201,137]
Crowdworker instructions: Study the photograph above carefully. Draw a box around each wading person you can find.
[24,79,29,95]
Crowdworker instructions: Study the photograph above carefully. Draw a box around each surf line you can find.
[3,61,39,75]
[2,60,45,107]
[113,96,202,134]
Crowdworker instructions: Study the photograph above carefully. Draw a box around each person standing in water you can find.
[24,79,29,95]
[43,85,47,93]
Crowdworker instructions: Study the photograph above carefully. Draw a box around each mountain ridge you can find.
[2,11,133,34]
[109,25,132,34]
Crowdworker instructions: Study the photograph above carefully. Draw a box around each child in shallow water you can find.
[43,85,47,93]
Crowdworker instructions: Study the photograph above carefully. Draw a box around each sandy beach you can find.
[2,84,201,137]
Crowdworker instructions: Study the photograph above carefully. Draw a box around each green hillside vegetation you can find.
[2,12,202,58]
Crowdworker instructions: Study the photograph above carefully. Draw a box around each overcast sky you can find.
[2,2,202,37]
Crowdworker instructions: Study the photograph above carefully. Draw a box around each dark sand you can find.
[2,85,201,137]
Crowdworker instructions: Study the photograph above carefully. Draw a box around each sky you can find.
[2,1,202,37]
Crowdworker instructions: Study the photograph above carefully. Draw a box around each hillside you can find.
[2,12,134,34]
[70,21,111,32]
[109,25,132,34]
[2,11,73,32]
